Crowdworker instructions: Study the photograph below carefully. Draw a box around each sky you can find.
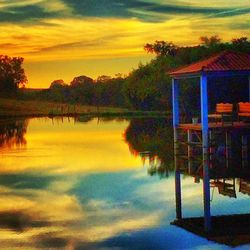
[0,0,249,88]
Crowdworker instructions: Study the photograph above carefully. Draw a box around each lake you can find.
[0,117,250,249]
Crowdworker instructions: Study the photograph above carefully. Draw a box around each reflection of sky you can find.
[0,118,250,249]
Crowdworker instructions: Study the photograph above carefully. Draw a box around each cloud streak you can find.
[0,5,56,23]
[61,0,250,22]
[0,0,249,24]
[0,0,249,87]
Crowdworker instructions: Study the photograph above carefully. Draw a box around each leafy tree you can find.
[70,75,94,104]
[144,40,178,57]
[96,75,112,83]
[123,53,184,110]
[70,75,93,87]
[231,37,250,52]
[200,35,221,48]
[123,63,158,110]
[0,55,27,94]
[49,79,69,102]
[95,75,126,107]
[50,79,67,88]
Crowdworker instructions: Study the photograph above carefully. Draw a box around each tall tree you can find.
[70,75,94,104]
[49,79,69,102]
[0,55,27,94]
[200,35,221,47]
[144,40,178,57]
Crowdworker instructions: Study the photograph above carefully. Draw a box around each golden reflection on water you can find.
[1,118,250,249]
[0,117,142,174]
[0,117,166,249]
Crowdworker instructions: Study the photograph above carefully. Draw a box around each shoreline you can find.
[0,98,170,119]
[0,110,170,119]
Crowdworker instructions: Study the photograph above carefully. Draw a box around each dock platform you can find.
[178,122,250,131]
[172,214,250,247]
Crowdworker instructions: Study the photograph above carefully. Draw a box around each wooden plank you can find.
[178,122,250,131]
[171,214,250,247]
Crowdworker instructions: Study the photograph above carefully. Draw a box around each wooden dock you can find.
[172,214,250,247]
[178,122,250,131]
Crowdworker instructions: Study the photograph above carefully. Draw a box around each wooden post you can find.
[248,76,250,102]
[172,78,179,128]
[172,78,182,220]
[209,131,214,161]
[188,130,194,174]
[172,78,180,157]
[187,130,193,158]
[200,74,211,232]
[242,135,248,168]
[174,150,182,220]
[225,131,232,167]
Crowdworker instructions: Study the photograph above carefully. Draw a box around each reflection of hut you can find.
[211,178,236,198]
[239,179,250,196]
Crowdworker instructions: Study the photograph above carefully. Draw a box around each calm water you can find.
[0,117,250,249]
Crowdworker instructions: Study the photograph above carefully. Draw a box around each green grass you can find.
[0,98,169,118]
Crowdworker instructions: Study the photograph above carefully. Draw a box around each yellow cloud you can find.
[0,8,248,87]
[0,14,248,63]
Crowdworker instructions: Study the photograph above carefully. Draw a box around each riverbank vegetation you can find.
[0,98,127,117]
[0,98,169,118]
[1,36,250,117]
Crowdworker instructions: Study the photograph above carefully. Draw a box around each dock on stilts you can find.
[169,51,250,244]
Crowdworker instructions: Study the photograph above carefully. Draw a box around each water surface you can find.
[0,117,250,249]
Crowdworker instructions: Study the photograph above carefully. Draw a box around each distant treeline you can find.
[32,74,127,108]
[3,36,250,112]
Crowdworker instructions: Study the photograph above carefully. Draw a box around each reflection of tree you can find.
[124,118,174,177]
[74,116,95,123]
[0,119,28,149]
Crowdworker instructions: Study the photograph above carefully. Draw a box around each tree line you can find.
[1,36,250,111]
[38,74,126,108]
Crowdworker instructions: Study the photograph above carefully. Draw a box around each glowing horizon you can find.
[0,0,249,87]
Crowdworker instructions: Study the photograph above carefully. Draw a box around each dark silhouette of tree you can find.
[231,37,250,52]
[48,79,69,102]
[50,79,67,88]
[96,75,112,83]
[0,55,27,95]
[70,75,94,104]
[70,75,93,87]
[123,57,173,110]
[200,35,221,48]
[144,40,178,57]
[94,75,126,107]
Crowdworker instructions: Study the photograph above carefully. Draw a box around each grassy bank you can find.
[0,98,169,118]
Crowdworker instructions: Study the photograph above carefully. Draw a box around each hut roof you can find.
[169,51,250,77]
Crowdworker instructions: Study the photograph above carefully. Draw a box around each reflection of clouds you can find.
[83,213,162,242]
[0,172,164,248]
[48,177,77,193]
[0,171,246,249]
[134,173,205,221]
[135,180,175,204]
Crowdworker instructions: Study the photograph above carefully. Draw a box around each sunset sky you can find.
[0,0,249,88]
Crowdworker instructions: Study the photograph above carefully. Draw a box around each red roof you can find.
[169,51,250,77]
